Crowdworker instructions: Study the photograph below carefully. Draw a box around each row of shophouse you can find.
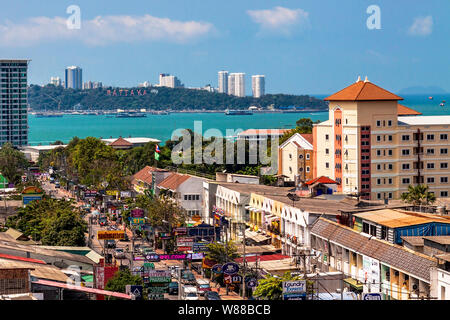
[131,165,450,299]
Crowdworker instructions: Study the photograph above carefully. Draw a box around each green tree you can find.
[104,269,144,300]
[401,184,436,207]
[295,118,314,132]
[205,241,240,264]
[0,142,29,184]
[253,272,313,300]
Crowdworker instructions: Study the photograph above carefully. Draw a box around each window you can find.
[427,163,435,169]
[381,226,387,240]
[306,153,310,160]
[289,154,292,160]
[388,193,393,199]
[306,166,310,173]
[402,178,410,184]
[325,148,329,155]
[402,149,410,156]
[388,135,393,141]
[377,193,382,200]
[402,135,410,141]
[427,177,435,184]
[376,150,382,156]
[377,164,382,170]
[388,178,393,184]
[441,148,448,155]
[441,163,448,169]
[387,120,392,127]
[325,134,329,141]
[370,225,377,236]
[376,120,381,127]
[326,162,329,169]
[388,149,393,156]
[376,135,382,142]
[427,134,435,140]
[363,222,370,234]
[388,164,393,170]
[441,191,448,197]
[402,163,410,170]
[440,177,448,183]
[289,167,292,173]
[377,178,382,185]
[440,134,448,140]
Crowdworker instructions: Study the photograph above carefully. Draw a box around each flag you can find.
[155,145,160,153]
[155,152,160,161]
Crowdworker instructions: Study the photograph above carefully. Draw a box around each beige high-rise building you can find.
[313,76,450,200]
[252,75,265,98]
[228,73,245,97]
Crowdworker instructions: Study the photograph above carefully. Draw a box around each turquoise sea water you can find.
[28,94,450,145]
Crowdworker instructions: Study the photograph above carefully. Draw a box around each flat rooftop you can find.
[354,209,450,228]
[22,145,67,151]
[398,116,450,126]
[101,137,161,144]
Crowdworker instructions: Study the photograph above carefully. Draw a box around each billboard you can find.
[282,280,306,300]
[131,218,146,225]
[97,230,125,240]
[131,209,144,218]
[362,255,380,293]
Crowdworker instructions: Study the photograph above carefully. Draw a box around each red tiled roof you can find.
[0,253,46,265]
[397,104,422,116]
[311,218,436,281]
[325,80,403,101]
[157,173,191,191]
[305,176,337,185]
[300,133,313,145]
[132,166,166,185]
[234,254,290,263]
[109,137,133,147]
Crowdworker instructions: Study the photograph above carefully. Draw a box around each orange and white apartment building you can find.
[313,77,450,201]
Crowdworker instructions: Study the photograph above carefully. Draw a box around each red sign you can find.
[176,246,192,252]
[107,89,147,96]
[131,209,144,218]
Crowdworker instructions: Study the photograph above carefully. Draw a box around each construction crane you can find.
[43,93,62,111]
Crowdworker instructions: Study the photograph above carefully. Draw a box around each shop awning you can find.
[245,230,271,243]
[343,278,363,291]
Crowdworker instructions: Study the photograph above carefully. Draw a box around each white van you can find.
[181,285,199,300]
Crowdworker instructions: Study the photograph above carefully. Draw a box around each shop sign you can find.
[159,254,188,260]
[222,262,239,275]
[188,253,204,260]
[106,190,119,196]
[120,191,132,198]
[147,286,169,294]
[176,246,192,252]
[145,254,160,262]
[224,274,243,284]
[97,230,125,240]
[84,190,97,198]
[282,280,306,299]
[175,227,187,235]
[193,242,210,252]
[362,292,382,300]
[246,279,257,288]
[131,209,144,218]
[148,294,164,300]
[211,264,223,274]
[131,218,146,225]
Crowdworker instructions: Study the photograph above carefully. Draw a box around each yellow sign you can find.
[97,230,125,240]
[192,215,202,222]
[106,190,119,196]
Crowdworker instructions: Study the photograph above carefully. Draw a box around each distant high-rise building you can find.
[0,59,29,147]
[138,81,151,88]
[252,75,265,98]
[218,71,228,94]
[65,66,82,89]
[228,73,245,97]
[50,76,62,86]
[159,74,183,88]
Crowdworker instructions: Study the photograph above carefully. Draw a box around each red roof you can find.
[109,137,133,147]
[0,253,46,265]
[32,279,132,299]
[132,166,167,185]
[397,104,422,116]
[300,133,313,145]
[234,254,290,263]
[157,173,191,191]
[325,80,403,101]
[305,176,337,185]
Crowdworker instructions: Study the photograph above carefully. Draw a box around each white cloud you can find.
[247,6,309,35]
[408,16,433,36]
[0,14,215,47]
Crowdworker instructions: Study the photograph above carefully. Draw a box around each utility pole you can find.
[242,223,247,299]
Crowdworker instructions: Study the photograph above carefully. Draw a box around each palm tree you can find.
[401,184,436,210]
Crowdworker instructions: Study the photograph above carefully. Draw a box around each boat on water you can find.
[35,112,64,118]
[440,103,445,107]
[429,96,433,100]
[225,109,253,115]
[115,111,147,118]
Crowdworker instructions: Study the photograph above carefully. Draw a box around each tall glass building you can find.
[0,59,29,147]
[65,66,82,89]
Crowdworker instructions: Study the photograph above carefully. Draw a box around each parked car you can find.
[181,285,198,300]
[181,270,196,285]
[55,182,60,188]
[168,281,179,295]
[196,279,211,296]
[105,240,116,249]
[114,248,125,259]
[170,266,181,278]
[204,291,221,300]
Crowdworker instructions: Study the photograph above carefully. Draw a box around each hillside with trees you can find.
[28,84,328,111]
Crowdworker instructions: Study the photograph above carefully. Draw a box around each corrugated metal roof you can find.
[311,218,437,282]
[0,258,68,282]
[353,209,450,228]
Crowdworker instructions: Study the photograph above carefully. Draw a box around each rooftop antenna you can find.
[364,76,369,83]
[356,75,361,82]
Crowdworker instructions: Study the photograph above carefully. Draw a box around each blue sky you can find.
[1,0,449,94]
